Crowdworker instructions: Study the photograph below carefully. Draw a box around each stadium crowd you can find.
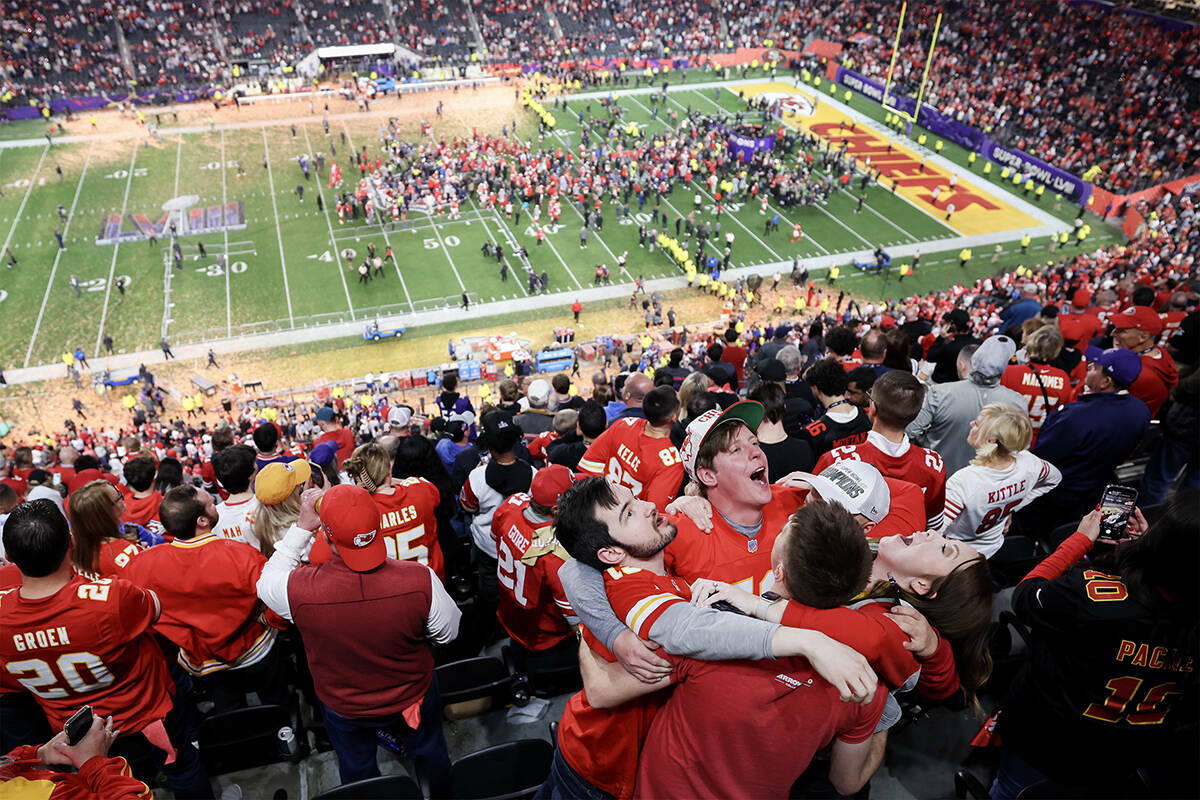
[0,161,1197,796]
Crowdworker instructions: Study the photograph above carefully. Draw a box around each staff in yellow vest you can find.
[828,266,840,285]
[959,248,972,268]
[898,263,911,282]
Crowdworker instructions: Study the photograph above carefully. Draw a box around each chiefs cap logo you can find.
[353,530,378,548]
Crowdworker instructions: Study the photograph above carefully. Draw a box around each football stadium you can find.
[0,0,1196,797]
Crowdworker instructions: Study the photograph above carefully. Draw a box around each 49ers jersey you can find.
[578,418,684,511]
[665,484,806,594]
[1001,363,1076,443]
[492,493,574,652]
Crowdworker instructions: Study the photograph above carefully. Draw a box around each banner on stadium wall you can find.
[834,66,1093,205]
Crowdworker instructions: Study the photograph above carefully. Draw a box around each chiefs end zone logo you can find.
[758,91,816,118]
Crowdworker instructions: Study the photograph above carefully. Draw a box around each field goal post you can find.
[879,2,943,139]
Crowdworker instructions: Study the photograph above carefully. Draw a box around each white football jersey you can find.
[940,450,1061,558]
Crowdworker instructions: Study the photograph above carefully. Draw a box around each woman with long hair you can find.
[250,461,309,558]
[991,489,1199,798]
[68,480,146,575]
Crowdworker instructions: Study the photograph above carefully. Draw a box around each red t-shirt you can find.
[1001,363,1076,444]
[120,491,163,534]
[1057,310,1103,348]
[578,418,684,511]
[0,574,174,733]
[720,344,748,383]
[816,437,948,529]
[634,657,885,799]
[121,534,276,675]
[308,478,444,578]
[558,567,691,799]
[665,484,805,595]
[1131,348,1179,417]
[314,427,356,467]
[492,493,574,652]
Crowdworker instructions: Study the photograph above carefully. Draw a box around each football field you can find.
[0,74,1120,371]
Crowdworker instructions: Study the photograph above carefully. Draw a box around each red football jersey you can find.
[816,436,947,529]
[309,477,444,578]
[558,567,691,799]
[121,534,276,676]
[0,574,174,733]
[96,538,145,577]
[868,477,928,541]
[665,484,806,594]
[1158,310,1186,347]
[492,493,574,652]
[1057,310,1102,348]
[120,491,164,535]
[1131,348,1179,417]
[1001,363,1076,443]
[578,418,684,511]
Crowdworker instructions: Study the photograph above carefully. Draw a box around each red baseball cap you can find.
[1071,288,1091,308]
[317,484,385,571]
[1110,306,1163,336]
[531,465,575,508]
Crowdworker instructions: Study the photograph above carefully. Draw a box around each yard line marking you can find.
[159,136,184,339]
[676,90,881,249]
[24,141,94,367]
[465,196,529,297]
[0,144,48,271]
[300,124,354,314]
[220,130,232,337]
[173,135,182,196]
[338,123,414,313]
[425,204,468,292]
[94,142,139,355]
[261,128,295,326]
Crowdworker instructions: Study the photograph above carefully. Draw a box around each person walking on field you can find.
[160,338,175,359]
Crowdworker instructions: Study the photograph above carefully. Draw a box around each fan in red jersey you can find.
[493,465,578,689]
[578,385,685,512]
[309,443,444,577]
[815,370,947,529]
[0,500,216,797]
[1110,305,1179,416]
[1001,326,1075,444]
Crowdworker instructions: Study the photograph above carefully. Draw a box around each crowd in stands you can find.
[303,0,393,48]
[476,0,559,64]
[0,161,1197,796]
[215,0,309,66]
[796,0,1199,193]
[393,0,474,60]
[0,0,126,97]
[116,0,225,88]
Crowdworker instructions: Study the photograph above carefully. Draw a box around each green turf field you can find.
[0,72,1121,371]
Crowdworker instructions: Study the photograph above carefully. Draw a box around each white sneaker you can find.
[219,784,244,800]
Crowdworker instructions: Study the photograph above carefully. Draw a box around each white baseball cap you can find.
[388,405,414,428]
[798,460,890,523]
[527,379,551,407]
[679,400,765,480]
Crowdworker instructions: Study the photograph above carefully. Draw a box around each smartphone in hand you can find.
[1098,484,1138,543]
[64,705,93,746]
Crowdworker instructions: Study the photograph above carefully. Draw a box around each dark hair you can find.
[154,458,184,494]
[445,420,467,441]
[652,370,676,388]
[687,390,721,421]
[213,444,256,494]
[781,503,871,608]
[807,321,824,341]
[867,557,995,701]
[724,327,739,344]
[806,357,849,397]
[158,485,208,540]
[392,435,451,488]
[825,326,858,357]
[252,422,279,453]
[442,373,458,393]
[859,329,887,361]
[643,386,681,427]
[706,342,724,362]
[554,477,622,571]
[845,366,877,396]
[551,373,570,394]
[211,426,235,452]
[882,328,912,370]
[871,370,926,429]
[123,456,156,492]
[749,381,786,424]
[73,454,101,472]
[578,401,608,439]
[4,500,70,577]
[1131,286,1156,307]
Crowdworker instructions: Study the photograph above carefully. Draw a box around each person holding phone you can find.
[1,710,152,798]
[992,489,1199,798]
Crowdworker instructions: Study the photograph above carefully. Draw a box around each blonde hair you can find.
[970,403,1032,466]
[1020,316,1049,344]
[251,493,300,558]
[1025,325,1064,363]
[344,442,391,494]
[677,371,713,420]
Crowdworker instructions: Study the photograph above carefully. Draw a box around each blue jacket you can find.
[1032,391,1150,498]
[999,298,1042,330]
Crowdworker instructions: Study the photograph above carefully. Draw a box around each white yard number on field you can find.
[196,261,248,276]
[82,276,133,292]
[423,236,461,249]
[524,224,562,235]
[199,161,240,171]
[619,212,653,226]
[103,169,148,179]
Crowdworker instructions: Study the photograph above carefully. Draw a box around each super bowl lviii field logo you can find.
[96,195,246,246]
[755,90,818,119]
